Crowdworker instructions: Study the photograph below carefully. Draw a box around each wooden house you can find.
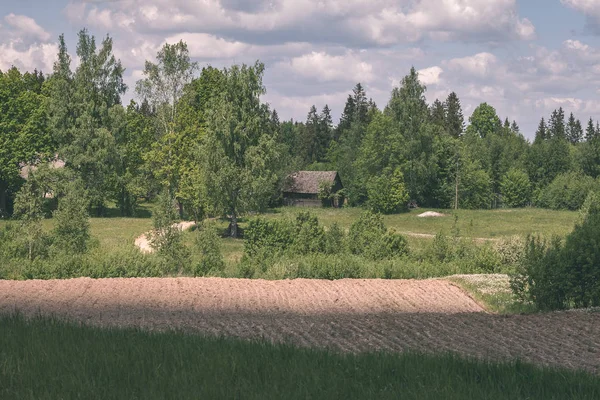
[283,171,344,207]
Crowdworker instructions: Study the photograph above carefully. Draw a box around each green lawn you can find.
[266,207,579,238]
[1,206,580,266]
[1,314,599,400]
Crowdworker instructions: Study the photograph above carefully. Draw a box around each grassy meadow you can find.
[0,206,581,285]
[1,314,599,400]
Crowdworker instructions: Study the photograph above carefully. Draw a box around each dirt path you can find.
[1,277,598,373]
[135,221,196,253]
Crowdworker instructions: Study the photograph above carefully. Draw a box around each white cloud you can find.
[417,66,443,86]
[562,0,600,21]
[445,53,499,79]
[66,0,535,46]
[282,51,374,83]
[0,42,57,72]
[164,33,250,59]
[3,14,51,43]
[0,14,56,72]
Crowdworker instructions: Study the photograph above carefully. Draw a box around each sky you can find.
[2,0,600,139]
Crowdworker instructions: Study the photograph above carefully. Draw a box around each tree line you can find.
[2,30,600,235]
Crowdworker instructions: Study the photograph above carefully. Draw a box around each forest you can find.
[2,29,600,235]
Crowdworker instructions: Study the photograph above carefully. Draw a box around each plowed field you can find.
[1,278,598,373]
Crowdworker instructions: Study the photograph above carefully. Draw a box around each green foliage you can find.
[149,191,191,271]
[0,67,52,217]
[501,169,532,208]
[203,61,282,237]
[512,196,600,310]
[291,212,325,254]
[459,164,493,209]
[366,168,409,214]
[348,211,409,260]
[243,217,293,258]
[538,172,598,210]
[51,181,91,254]
[466,103,501,138]
[194,222,225,276]
[324,222,345,255]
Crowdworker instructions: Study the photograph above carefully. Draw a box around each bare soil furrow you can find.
[1,277,598,373]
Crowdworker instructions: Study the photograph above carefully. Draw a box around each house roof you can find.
[19,158,65,180]
[283,171,340,194]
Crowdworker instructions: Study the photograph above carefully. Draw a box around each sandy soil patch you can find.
[1,277,598,373]
[135,221,196,253]
[417,211,447,218]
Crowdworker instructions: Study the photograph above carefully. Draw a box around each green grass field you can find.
[1,314,599,400]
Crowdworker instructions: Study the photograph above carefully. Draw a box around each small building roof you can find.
[283,171,340,194]
[19,158,65,180]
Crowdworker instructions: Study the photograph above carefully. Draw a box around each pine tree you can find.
[335,94,355,141]
[574,118,584,144]
[318,104,333,160]
[585,118,595,142]
[566,112,582,144]
[548,108,566,140]
[534,118,547,143]
[444,92,464,138]
[352,83,368,125]
[511,120,520,134]
[430,99,446,128]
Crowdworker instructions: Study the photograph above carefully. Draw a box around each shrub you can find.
[493,236,526,272]
[244,217,293,257]
[149,191,191,272]
[194,222,226,276]
[290,212,325,254]
[51,181,91,255]
[348,211,409,260]
[324,223,345,255]
[426,232,453,263]
[366,169,409,214]
[501,169,532,208]
[511,197,600,310]
[537,172,598,210]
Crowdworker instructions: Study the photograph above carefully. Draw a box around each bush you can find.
[366,169,409,214]
[194,222,225,276]
[149,191,191,272]
[501,169,531,208]
[324,223,345,255]
[511,196,600,310]
[290,212,325,254]
[537,172,598,210]
[348,211,409,260]
[493,236,526,272]
[51,181,91,254]
[244,217,293,257]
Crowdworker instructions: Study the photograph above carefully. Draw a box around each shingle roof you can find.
[283,171,339,194]
[19,158,65,180]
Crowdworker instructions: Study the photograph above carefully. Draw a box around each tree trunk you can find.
[0,187,6,218]
[229,211,239,238]
[177,200,184,219]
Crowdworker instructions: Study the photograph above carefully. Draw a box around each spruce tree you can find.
[566,112,582,144]
[511,120,520,134]
[534,118,547,143]
[430,99,446,129]
[548,108,566,140]
[318,105,333,160]
[444,92,465,138]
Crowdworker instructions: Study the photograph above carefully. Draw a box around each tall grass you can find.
[1,315,599,400]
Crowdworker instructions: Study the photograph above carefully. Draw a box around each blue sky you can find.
[2,0,600,138]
